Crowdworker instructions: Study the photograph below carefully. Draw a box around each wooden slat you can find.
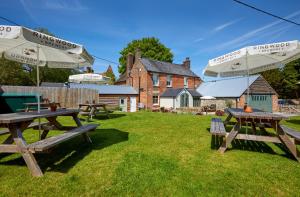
[210,118,226,136]
[28,124,98,152]
[0,121,49,135]
[235,134,281,143]
[0,85,99,108]
[281,125,300,141]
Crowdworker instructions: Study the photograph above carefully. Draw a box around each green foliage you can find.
[261,58,300,98]
[0,58,34,85]
[105,70,116,84]
[118,37,174,74]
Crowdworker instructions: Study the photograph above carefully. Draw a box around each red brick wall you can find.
[272,95,279,112]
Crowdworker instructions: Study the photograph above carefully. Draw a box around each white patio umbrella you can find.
[203,40,300,107]
[69,73,110,84]
[0,25,94,112]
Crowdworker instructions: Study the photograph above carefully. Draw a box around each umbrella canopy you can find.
[0,25,94,68]
[203,40,300,77]
[69,73,110,84]
[200,96,216,100]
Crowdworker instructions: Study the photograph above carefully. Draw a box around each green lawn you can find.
[0,112,300,196]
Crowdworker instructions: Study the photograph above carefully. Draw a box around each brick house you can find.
[115,51,202,109]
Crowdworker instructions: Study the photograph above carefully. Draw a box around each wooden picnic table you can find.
[211,108,300,162]
[23,102,61,112]
[0,109,98,177]
[79,103,111,121]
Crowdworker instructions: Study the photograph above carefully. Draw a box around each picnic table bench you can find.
[79,103,112,121]
[210,118,226,136]
[210,108,300,162]
[0,109,99,177]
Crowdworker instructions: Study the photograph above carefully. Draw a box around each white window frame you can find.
[152,73,159,86]
[166,75,172,87]
[184,77,188,88]
[152,95,159,105]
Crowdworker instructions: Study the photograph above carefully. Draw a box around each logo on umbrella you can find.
[23,48,36,56]
[231,62,241,70]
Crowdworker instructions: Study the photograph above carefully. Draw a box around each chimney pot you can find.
[183,57,190,69]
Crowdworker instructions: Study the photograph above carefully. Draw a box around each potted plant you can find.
[50,102,57,112]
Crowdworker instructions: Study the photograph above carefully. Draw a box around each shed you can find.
[197,75,278,112]
[69,84,138,112]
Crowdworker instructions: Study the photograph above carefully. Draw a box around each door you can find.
[130,97,137,112]
[248,95,272,112]
[180,93,189,107]
[119,97,127,112]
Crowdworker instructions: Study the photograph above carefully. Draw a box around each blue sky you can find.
[1,0,300,81]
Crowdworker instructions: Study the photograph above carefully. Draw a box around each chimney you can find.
[126,53,134,77]
[135,48,142,60]
[183,57,190,69]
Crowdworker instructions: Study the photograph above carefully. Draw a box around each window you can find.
[120,98,125,105]
[152,73,159,86]
[167,75,172,87]
[193,98,201,107]
[153,95,159,105]
[184,77,188,88]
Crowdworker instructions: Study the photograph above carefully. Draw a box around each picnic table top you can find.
[79,103,110,107]
[226,108,287,120]
[0,109,79,124]
[24,102,60,106]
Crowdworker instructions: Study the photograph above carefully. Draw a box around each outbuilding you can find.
[197,75,278,112]
[70,84,138,112]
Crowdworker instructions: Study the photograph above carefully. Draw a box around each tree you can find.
[0,58,33,85]
[104,65,116,84]
[261,58,300,99]
[118,37,173,74]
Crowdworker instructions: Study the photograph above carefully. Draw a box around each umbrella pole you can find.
[246,50,250,105]
[37,44,41,139]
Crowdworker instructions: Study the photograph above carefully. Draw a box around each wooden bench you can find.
[27,124,99,152]
[0,122,50,136]
[210,118,227,136]
[281,125,300,142]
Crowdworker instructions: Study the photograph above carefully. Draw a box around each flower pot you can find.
[50,104,57,112]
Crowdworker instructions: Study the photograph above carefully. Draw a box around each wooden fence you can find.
[0,85,99,108]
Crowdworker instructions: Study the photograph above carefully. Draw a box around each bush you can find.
[225,100,233,108]
[215,110,224,116]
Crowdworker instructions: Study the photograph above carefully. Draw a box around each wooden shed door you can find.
[248,95,272,112]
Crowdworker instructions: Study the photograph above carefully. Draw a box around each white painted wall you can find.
[160,97,174,108]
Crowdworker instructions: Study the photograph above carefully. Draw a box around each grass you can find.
[0,112,300,196]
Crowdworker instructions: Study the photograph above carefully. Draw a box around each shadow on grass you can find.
[285,119,300,126]
[209,125,295,160]
[79,113,126,121]
[0,128,129,174]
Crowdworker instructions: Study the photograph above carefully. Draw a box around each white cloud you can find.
[193,18,242,43]
[213,18,242,32]
[44,0,88,11]
[194,38,204,43]
[20,0,40,25]
[194,10,300,54]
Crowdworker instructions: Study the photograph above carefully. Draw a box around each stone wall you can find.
[200,98,237,110]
